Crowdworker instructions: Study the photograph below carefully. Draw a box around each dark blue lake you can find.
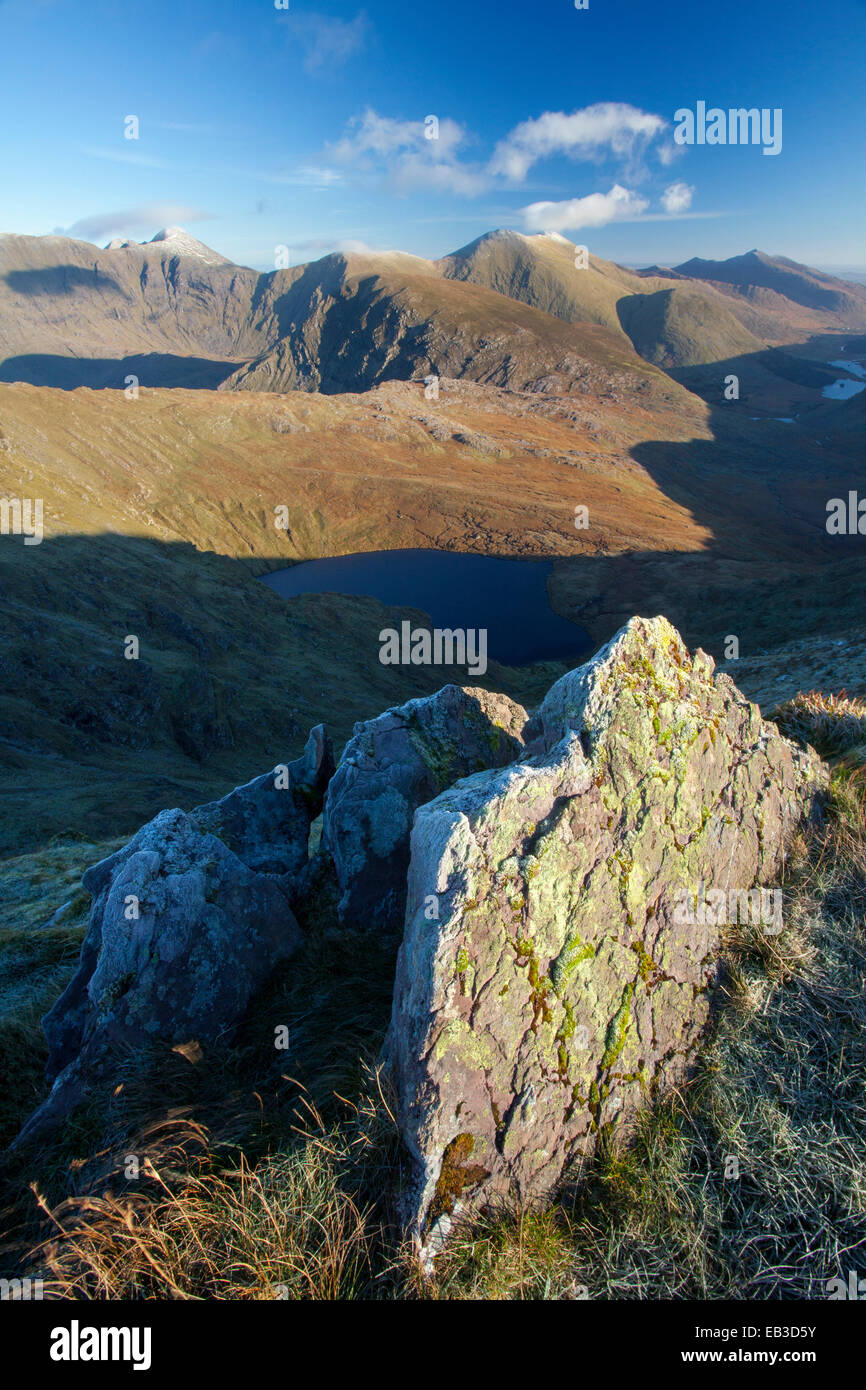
[261,549,592,667]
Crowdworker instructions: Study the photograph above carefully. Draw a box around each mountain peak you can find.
[150,225,188,242]
[103,226,230,266]
[147,226,229,265]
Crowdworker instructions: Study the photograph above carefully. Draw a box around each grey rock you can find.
[191,723,333,878]
[14,726,332,1145]
[323,686,527,931]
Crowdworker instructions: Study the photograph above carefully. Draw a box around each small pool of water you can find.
[828,359,866,379]
[262,549,592,667]
[822,378,866,400]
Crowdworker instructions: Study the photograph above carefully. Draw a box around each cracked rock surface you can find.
[384,617,827,1253]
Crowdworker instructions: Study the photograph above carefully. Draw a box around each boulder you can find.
[323,686,527,931]
[14,726,332,1144]
[384,618,827,1257]
[191,723,333,879]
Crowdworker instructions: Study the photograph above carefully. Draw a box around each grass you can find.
[772,689,866,761]
[0,693,864,1299]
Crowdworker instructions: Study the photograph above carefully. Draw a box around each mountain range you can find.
[3,226,866,397]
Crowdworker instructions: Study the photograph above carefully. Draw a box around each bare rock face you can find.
[192,724,333,879]
[323,686,527,931]
[384,618,827,1257]
[14,727,332,1145]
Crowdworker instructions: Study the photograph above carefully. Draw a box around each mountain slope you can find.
[3,229,866,391]
[0,230,279,384]
[671,249,866,338]
[674,249,866,313]
[1,372,862,855]
[221,248,678,400]
[617,285,763,367]
[437,229,636,334]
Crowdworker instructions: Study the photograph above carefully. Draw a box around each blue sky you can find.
[1,0,864,271]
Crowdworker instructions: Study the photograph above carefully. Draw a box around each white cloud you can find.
[326,102,689,205]
[521,185,649,233]
[293,237,380,256]
[656,140,685,167]
[58,205,213,242]
[490,103,668,182]
[333,110,467,162]
[332,109,489,196]
[266,166,344,189]
[661,181,694,214]
[333,110,423,159]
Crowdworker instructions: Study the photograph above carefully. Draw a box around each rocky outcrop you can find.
[323,686,527,931]
[192,724,333,879]
[15,614,828,1261]
[384,618,827,1257]
[14,727,332,1145]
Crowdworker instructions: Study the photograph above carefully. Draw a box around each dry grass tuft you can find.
[28,1072,409,1301]
[771,689,866,761]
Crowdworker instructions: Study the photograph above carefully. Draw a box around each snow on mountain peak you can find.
[147,227,229,264]
[104,226,229,265]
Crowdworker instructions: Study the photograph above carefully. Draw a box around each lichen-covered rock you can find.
[323,686,527,931]
[14,727,332,1145]
[385,617,827,1257]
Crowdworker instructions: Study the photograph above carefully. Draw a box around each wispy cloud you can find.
[149,120,218,135]
[79,146,172,170]
[292,237,382,256]
[262,165,344,189]
[332,109,490,195]
[56,204,214,242]
[281,11,370,74]
[522,185,649,233]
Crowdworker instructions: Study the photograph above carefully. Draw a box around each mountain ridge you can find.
[3,227,866,391]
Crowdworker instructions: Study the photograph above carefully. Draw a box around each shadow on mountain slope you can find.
[1,335,863,854]
[3,266,126,297]
[0,352,245,389]
[1,515,863,858]
[0,531,588,855]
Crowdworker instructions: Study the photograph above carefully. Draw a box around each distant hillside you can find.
[220,247,675,400]
[0,229,279,384]
[4,228,866,391]
[674,249,866,314]
[670,249,866,340]
[437,229,637,334]
[436,229,770,368]
[0,372,717,851]
[617,285,762,368]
